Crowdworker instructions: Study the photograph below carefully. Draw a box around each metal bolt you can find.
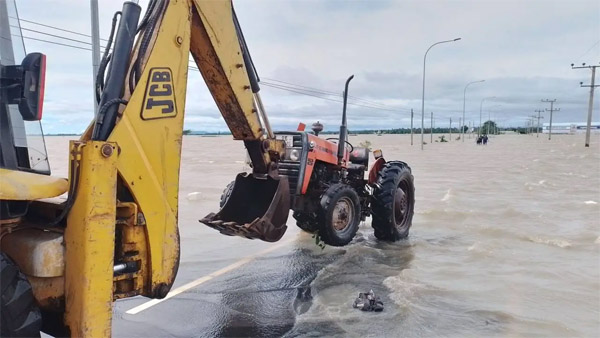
[101,144,113,157]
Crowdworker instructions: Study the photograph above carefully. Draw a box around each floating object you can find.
[186,192,202,201]
[352,290,383,312]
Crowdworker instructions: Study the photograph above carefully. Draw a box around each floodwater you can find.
[44,133,600,337]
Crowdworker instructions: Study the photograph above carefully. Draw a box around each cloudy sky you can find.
[12,0,600,134]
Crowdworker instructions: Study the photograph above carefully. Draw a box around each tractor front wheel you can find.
[371,161,415,241]
[293,211,319,233]
[219,181,235,208]
[317,184,361,246]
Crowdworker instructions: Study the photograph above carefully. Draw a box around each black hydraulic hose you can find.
[92,1,141,141]
[136,0,157,33]
[95,11,121,104]
[232,8,260,93]
[46,159,80,227]
[130,0,165,92]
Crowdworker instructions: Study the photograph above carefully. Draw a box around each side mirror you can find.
[0,53,46,121]
[18,53,46,121]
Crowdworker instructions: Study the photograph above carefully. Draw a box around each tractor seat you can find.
[349,147,370,166]
[0,168,68,201]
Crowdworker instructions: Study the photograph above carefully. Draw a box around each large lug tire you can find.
[317,184,361,246]
[1,253,42,338]
[219,181,235,208]
[293,212,318,233]
[371,161,415,241]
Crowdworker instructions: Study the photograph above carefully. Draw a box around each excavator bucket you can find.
[200,173,290,242]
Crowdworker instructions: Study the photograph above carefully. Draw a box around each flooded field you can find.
[45,133,600,337]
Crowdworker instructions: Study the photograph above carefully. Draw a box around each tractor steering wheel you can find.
[326,138,354,153]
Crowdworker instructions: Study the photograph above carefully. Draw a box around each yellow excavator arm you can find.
[1,1,289,337]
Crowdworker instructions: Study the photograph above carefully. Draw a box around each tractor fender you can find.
[368,157,386,185]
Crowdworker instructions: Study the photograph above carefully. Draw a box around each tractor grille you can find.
[279,160,300,194]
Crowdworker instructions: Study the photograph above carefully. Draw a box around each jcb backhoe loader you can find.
[0,0,414,336]
[1,0,289,336]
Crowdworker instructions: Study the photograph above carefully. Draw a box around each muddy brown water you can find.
[44,133,600,337]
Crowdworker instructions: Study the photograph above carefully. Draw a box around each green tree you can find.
[480,120,497,135]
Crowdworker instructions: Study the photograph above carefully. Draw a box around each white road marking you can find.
[125,237,295,315]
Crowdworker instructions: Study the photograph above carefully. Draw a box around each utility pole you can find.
[529,115,538,136]
[469,121,472,139]
[410,109,414,146]
[90,0,101,115]
[449,117,452,141]
[542,99,559,140]
[534,109,544,138]
[571,63,599,147]
[459,117,462,140]
[430,112,433,143]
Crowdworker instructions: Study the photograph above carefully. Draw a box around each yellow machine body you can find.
[0,0,289,336]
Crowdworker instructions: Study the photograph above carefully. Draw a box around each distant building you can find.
[542,122,600,134]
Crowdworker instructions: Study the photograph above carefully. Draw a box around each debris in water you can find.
[441,189,452,202]
[353,290,384,312]
[186,192,202,201]
[584,201,597,205]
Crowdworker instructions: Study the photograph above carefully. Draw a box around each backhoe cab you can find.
[210,76,416,246]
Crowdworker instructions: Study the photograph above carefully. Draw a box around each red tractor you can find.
[212,76,415,246]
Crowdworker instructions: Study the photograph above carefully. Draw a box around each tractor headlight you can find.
[289,149,300,161]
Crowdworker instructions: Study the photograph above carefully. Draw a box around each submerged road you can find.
[44,135,600,337]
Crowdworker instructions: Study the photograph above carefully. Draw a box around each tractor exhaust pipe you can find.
[338,75,354,164]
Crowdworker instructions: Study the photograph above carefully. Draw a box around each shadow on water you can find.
[202,230,414,338]
[284,230,415,337]
[203,245,344,337]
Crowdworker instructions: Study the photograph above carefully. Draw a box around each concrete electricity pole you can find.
[529,115,538,136]
[462,80,485,142]
[571,63,599,147]
[410,109,414,146]
[469,121,472,139]
[90,0,101,115]
[542,99,559,140]
[430,112,434,143]
[449,117,452,141]
[534,109,544,138]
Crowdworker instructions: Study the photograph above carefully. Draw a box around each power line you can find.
[18,19,409,114]
[13,17,109,42]
[261,81,409,113]
[189,66,409,113]
[13,34,93,51]
[12,25,99,47]
[262,76,405,110]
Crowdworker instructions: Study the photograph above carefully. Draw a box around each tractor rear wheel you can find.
[371,161,415,241]
[1,252,42,337]
[317,184,361,246]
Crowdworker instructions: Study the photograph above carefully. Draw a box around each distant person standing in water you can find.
[483,135,488,145]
